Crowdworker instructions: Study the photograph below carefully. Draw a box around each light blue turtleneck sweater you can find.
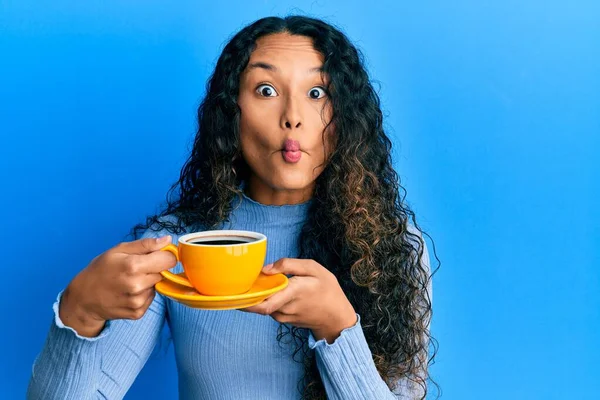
[27,193,428,399]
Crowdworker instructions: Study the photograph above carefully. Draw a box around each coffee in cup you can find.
[160,230,267,296]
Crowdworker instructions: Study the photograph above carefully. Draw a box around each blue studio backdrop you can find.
[1,1,598,399]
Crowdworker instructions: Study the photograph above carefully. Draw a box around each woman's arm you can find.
[27,228,174,399]
[308,313,427,399]
[310,234,432,400]
[27,291,167,399]
[243,229,433,399]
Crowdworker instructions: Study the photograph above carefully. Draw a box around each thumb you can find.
[118,235,172,255]
[261,263,276,274]
[261,258,313,276]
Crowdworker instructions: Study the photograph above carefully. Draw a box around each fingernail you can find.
[263,263,273,270]
[157,235,171,243]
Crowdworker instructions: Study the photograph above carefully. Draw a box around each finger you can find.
[270,311,295,325]
[120,290,155,320]
[116,289,150,309]
[144,272,169,287]
[243,285,296,315]
[117,236,173,255]
[125,286,155,301]
[122,250,178,277]
[124,274,166,295]
[261,258,319,277]
[136,250,179,274]
[145,289,156,306]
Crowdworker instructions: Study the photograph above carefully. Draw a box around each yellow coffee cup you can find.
[159,230,267,296]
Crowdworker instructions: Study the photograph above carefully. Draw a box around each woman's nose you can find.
[281,97,302,129]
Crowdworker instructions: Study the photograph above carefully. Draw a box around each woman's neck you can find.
[244,175,314,206]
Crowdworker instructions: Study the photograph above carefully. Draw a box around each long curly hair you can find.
[133,15,439,399]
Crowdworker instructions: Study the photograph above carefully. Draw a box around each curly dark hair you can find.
[133,15,440,399]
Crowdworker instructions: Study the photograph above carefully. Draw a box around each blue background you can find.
[1,1,598,399]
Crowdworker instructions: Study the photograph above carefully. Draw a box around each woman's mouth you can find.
[282,139,302,163]
[282,150,302,163]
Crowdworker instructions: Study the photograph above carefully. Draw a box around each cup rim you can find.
[178,230,266,247]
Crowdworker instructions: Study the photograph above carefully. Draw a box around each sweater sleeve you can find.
[310,229,432,400]
[27,291,166,400]
[308,316,425,399]
[27,228,172,400]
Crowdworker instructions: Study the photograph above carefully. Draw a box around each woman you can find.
[28,15,437,400]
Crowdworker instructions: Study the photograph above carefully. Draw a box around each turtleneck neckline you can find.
[231,182,314,225]
[240,190,313,207]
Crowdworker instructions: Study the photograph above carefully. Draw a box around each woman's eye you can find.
[308,86,326,99]
[256,84,278,97]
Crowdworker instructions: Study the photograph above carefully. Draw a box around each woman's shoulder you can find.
[404,222,432,272]
[140,214,194,239]
[404,222,425,246]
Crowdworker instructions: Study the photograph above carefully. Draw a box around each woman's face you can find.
[237,33,334,205]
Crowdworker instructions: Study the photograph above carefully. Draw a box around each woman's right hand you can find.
[59,235,178,337]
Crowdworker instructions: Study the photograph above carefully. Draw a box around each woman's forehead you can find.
[249,33,324,67]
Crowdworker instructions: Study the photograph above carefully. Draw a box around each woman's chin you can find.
[279,170,318,187]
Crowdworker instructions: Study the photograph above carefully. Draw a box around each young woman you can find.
[28,15,437,400]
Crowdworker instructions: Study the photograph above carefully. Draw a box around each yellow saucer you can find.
[155,272,288,310]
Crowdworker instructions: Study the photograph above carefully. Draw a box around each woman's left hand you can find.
[243,258,358,343]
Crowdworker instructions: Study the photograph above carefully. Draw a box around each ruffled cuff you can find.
[53,290,112,341]
[308,314,396,399]
[308,314,373,368]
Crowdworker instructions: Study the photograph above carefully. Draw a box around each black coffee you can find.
[189,237,257,246]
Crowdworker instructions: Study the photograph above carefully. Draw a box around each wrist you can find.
[313,304,357,344]
[60,283,106,337]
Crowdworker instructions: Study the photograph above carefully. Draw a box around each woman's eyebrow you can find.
[247,62,323,75]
